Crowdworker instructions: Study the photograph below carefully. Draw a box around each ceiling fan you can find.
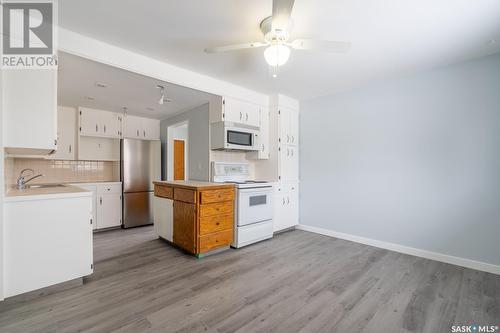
[204,0,351,77]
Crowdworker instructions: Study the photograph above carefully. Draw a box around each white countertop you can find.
[5,184,93,202]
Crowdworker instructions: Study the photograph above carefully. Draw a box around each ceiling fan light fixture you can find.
[264,44,290,67]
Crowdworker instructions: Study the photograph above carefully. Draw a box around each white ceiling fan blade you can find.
[272,0,295,34]
[289,39,351,53]
[204,42,268,54]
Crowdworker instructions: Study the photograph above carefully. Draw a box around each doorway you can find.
[173,140,185,180]
[167,121,188,181]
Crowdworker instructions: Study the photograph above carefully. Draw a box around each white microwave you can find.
[211,121,260,151]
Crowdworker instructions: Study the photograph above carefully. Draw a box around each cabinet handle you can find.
[216,222,220,226]
[104,125,106,133]
[287,197,290,205]
[246,113,248,121]
[96,124,98,132]
[292,135,295,143]
[69,145,72,154]
[137,130,139,137]
[143,130,146,137]
[100,197,102,205]
[291,149,294,157]
[287,134,290,143]
[287,148,290,156]
[240,112,242,120]
[282,198,286,205]
[262,144,264,152]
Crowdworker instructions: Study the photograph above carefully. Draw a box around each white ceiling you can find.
[58,52,215,120]
[59,0,500,100]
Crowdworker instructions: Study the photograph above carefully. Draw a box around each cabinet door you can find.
[289,108,299,146]
[79,108,101,136]
[173,201,197,253]
[97,193,122,229]
[245,105,261,127]
[48,107,76,160]
[273,186,287,232]
[123,115,142,139]
[100,112,121,138]
[74,184,97,230]
[279,107,291,145]
[223,97,244,124]
[288,146,299,182]
[286,183,299,228]
[143,118,160,140]
[3,69,57,153]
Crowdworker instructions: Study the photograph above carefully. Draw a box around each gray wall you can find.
[300,53,500,266]
[160,103,210,181]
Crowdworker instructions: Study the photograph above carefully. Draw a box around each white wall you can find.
[300,53,500,270]
[161,104,210,181]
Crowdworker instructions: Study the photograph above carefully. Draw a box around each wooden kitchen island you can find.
[153,181,235,257]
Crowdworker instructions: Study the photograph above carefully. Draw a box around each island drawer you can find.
[154,185,173,199]
[174,188,196,203]
[199,201,233,218]
[198,229,233,253]
[199,214,233,235]
[199,188,234,204]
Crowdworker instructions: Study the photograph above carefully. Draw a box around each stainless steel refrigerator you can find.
[121,139,161,228]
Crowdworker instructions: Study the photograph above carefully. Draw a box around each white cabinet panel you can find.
[74,183,122,230]
[48,107,76,160]
[4,195,93,297]
[123,115,159,140]
[248,107,269,160]
[78,136,120,161]
[273,183,299,232]
[123,115,142,139]
[142,118,160,140]
[79,107,121,139]
[97,193,122,229]
[3,69,57,154]
[75,184,98,230]
[223,97,261,127]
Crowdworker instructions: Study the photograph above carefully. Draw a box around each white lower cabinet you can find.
[273,183,299,232]
[3,193,93,298]
[73,182,122,230]
[153,196,173,241]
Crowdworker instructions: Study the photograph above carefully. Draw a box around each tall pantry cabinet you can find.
[255,94,299,232]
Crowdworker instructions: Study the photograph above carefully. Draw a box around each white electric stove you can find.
[212,162,274,248]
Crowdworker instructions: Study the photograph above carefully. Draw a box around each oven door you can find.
[236,187,273,227]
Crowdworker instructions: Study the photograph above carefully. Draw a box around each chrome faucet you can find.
[17,168,44,189]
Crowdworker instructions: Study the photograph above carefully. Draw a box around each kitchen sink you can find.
[26,184,67,189]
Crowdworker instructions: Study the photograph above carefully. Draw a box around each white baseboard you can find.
[296,224,500,275]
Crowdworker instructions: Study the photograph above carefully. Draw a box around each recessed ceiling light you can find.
[146,107,155,111]
[95,82,107,88]
[85,96,95,101]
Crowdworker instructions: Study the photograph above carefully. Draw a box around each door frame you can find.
[166,120,189,181]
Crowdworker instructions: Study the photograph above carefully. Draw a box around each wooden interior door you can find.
[173,139,185,180]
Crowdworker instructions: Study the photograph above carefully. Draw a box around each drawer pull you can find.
[216,222,220,226]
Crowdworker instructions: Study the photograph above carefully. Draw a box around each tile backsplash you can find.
[5,158,120,188]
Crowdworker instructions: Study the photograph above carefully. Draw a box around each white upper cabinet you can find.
[210,96,261,128]
[279,106,298,147]
[247,107,270,160]
[79,107,122,139]
[123,115,160,140]
[224,97,261,127]
[142,117,161,140]
[3,69,57,155]
[47,107,76,160]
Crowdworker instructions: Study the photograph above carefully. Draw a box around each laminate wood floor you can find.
[0,227,498,333]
